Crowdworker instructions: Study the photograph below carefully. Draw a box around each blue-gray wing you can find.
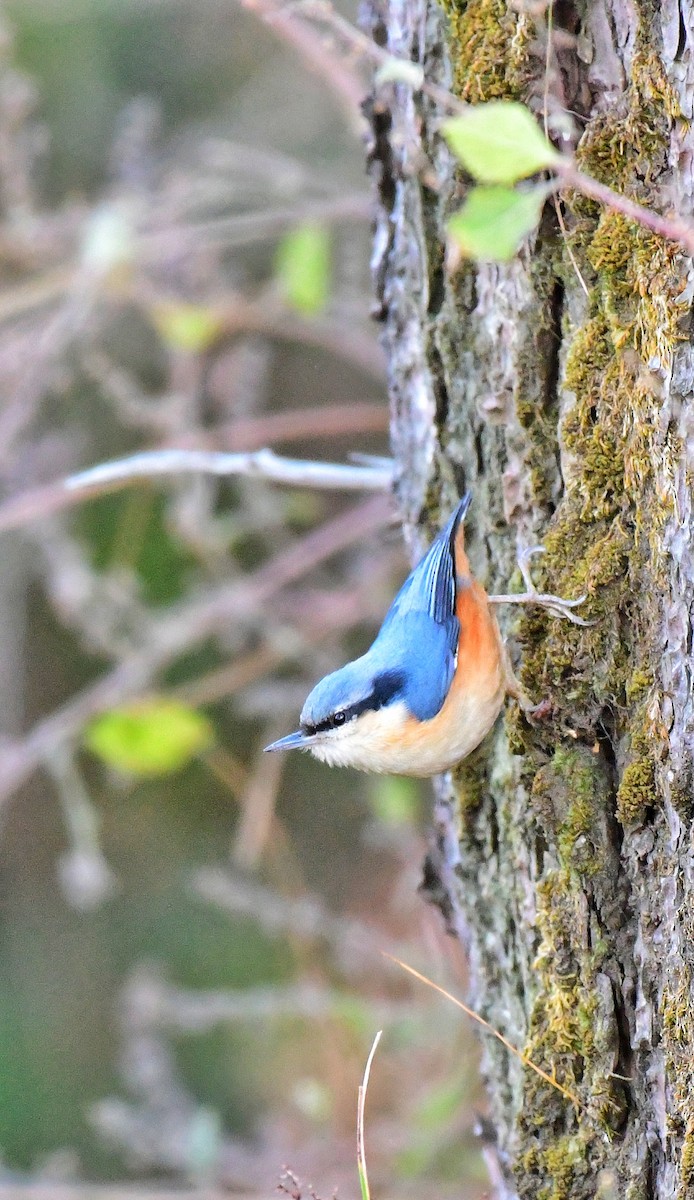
[372,495,470,721]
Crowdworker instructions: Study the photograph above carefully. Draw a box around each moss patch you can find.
[441,0,532,102]
[531,746,607,876]
[521,1132,594,1200]
[659,966,694,1197]
[576,50,681,195]
[451,743,490,815]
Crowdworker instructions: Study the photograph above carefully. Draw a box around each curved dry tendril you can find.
[384,954,582,1110]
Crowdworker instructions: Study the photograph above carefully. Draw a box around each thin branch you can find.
[65,448,393,494]
[231,719,286,868]
[0,449,392,537]
[194,866,423,977]
[288,0,463,116]
[199,402,388,450]
[0,1191,238,1200]
[555,161,694,258]
[238,0,367,128]
[127,973,407,1032]
[214,298,387,379]
[173,644,284,708]
[140,190,372,256]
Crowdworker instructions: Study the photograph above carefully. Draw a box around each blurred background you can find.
[0,1,485,1196]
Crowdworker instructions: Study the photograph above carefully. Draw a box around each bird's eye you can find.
[332,710,346,727]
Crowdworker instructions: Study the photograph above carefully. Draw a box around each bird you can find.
[263,494,531,777]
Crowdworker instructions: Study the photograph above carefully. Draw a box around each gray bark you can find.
[362,0,694,1194]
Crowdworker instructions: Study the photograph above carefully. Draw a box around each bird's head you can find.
[264,656,409,772]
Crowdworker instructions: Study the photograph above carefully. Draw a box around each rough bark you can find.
[362,0,694,1195]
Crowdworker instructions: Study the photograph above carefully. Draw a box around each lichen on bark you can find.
[363,0,694,1192]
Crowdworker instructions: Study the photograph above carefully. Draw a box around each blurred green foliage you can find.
[275,223,332,314]
[85,698,214,777]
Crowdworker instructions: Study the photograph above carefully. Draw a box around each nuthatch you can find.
[264,496,586,776]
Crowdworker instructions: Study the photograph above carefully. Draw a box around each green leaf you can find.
[275,222,331,314]
[153,302,223,352]
[85,698,214,777]
[448,185,547,262]
[443,102,559,184]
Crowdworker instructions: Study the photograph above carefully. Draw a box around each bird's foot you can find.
[489,546,594,626]
[504,666,553,719]
[525,696,554,722]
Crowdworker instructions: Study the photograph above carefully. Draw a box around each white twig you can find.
[488,589,591,624]
[488,544,593,625]
[65,447,393,494]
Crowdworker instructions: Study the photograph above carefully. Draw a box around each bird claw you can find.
[489,543,594,625]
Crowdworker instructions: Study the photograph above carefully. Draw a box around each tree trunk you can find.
[362,0,694,1194]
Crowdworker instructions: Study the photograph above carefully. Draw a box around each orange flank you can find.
[387,536,508,777]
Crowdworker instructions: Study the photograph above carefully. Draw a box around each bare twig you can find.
[554,161,694,258]
[194,867,423,977]
[124,971,406,1032]
[0,1190,237,1200]
[0,449,391,537]
[66,448,393,495]
[231,720,287,867]
[141,191,372,254]
[174,644,285,708]
[47,745,118,912]
[213,299,386,379]
[238,0,366,128]
[287,0,461,115]
[198,402,388,450]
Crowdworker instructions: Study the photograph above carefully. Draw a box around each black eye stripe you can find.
[301,670,405,737]
[303,710,348,736]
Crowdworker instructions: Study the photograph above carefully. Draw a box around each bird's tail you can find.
[447,492,472,584]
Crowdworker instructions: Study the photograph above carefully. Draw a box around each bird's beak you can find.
[263,729,314,753]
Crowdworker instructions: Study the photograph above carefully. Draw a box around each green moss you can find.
[442,0,532,102]
[530,746,607,876]
[514,110,685,736]
[515,863,626,1168]
[501,37,685,1170]
[680,1114,694,1192]
[615,756,655,825]
[658,970,694,1195]
[625,668,653,703]
[520,1134,591,1200]
[576,50,681,193]
[451,744,489,815]
[541,1135,588,1200]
